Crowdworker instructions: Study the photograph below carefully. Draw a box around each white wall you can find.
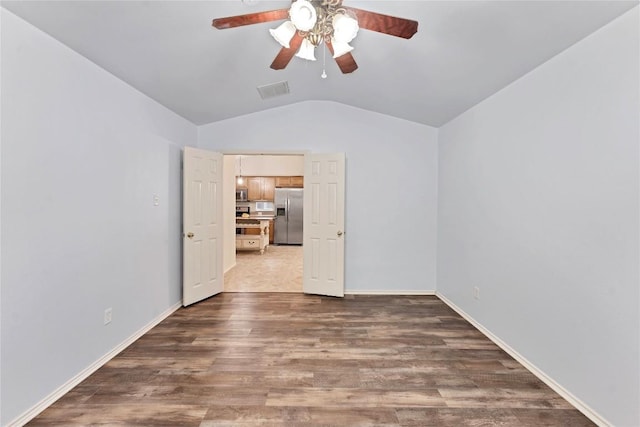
[437,8,639,427]
[235,155,304,176]
[198,101,439,293]
[5,2,634,425]
[1,10,196,425]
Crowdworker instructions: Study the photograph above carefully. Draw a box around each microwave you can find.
[236,188,248,202]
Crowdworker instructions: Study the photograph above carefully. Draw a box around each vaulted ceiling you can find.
[2,1,637,127]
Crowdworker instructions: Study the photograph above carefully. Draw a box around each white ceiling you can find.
[2,0,637,127]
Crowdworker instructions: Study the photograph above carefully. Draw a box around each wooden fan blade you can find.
[270,32,304,70]
[212,9,289,29]
[344,7,418,39]
[326,39,358,74]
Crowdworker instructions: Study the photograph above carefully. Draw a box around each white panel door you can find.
[303,153,345,297]
[183,147,224,306]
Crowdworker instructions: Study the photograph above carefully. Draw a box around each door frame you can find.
[221,150,310,281]
[220,149,347,297]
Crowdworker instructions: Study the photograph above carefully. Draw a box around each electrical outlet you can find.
[473,286,480,300]
[104,308,112,325]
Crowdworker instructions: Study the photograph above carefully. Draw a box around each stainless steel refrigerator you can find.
[274,188,303,245]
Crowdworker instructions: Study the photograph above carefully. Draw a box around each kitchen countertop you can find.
[236,216,274,221]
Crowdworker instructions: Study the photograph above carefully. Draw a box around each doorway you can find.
[223,153,305,293]
[182,149,346,304]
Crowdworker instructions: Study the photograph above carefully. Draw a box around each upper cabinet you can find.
[275,176,304,188]
[247,177,275,201]
[239,175,302,200]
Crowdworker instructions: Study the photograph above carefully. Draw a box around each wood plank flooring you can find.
[28,294,595,426]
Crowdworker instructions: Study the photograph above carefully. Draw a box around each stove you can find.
[236,206,250,217]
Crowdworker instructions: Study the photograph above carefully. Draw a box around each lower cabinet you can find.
[236,235,268,254]
[235,219,270,254]
[237,237,261,249]
[269,219,274,244]
[243,219,274,243]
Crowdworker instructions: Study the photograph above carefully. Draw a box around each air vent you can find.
[257,81,290,100]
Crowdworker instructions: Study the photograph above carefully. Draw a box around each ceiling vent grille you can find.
[257,81,290,100]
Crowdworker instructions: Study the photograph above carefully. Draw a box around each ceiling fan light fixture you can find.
[330,37,353,58]
[289,0,317,31]
[332,13,358,43]
[296,38,317,61]
[269,21,296,48]
[213,2,419,76]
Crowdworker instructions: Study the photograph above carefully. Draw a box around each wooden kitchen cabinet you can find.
[263,178,275,200]
[275,176,304,188]
[269,219,274,243]
[247,177,261,200]
[247,177,275,201]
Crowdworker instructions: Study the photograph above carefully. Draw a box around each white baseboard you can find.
[435,292,611,427]
[345,290,436,296]
[10,293,609,426]
[224,262,236,275]
[7,301,182,427]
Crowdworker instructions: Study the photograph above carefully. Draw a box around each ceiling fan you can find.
[212,0,418,74]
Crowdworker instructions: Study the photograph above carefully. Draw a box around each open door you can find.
[183,147,224,306]
[303,153,346,297]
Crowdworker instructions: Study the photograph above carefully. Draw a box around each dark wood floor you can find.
[29,294,594,426]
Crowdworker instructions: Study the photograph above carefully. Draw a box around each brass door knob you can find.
[186,232,194,239]
[337,231,343,236]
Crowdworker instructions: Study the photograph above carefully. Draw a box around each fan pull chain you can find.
[321,42,327,79]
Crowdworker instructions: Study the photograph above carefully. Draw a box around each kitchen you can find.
[225,154,304,292]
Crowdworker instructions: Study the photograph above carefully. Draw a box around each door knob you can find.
[186,232,194,239]
[337,231,343,236]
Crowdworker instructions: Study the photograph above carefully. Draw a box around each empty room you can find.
[1,1,638,426]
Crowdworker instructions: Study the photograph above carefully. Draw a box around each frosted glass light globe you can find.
[332,14,358,43]
[289,0,317,31]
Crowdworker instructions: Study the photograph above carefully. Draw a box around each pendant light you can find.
[237,156,244,185]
